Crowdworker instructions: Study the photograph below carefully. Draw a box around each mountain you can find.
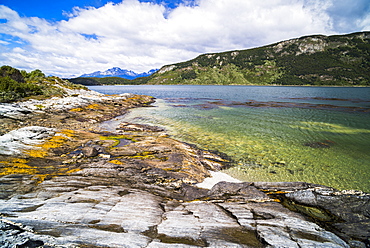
[133,32,370,86]
[80,67,158,80]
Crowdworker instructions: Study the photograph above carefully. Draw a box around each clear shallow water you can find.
[90,85,370,192]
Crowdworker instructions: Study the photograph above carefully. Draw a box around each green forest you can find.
[68,77,135,86]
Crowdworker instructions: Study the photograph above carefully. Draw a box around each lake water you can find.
[90,85,370,192]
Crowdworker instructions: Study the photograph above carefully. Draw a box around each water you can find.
[90,85,370,192]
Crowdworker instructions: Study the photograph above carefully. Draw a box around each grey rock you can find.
[348,240,367,248]
[110,146,140,156]
[0,104,32,120]
[286,188,318,205]
[285,188,370,243]
[81,146,99,157]
[253,181,329,192]
[0,219,56,248]
[0,159,361,248]
[209,181,271,202]
[118,122,165,132]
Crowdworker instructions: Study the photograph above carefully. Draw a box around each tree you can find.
[27,69,45,80]
[0,65,25,82]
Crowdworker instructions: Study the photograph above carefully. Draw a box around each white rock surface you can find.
[0,126,55,155]
[196,171,241,189]
[1,87,133,113]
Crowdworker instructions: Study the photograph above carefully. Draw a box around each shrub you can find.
[0,76,42,102]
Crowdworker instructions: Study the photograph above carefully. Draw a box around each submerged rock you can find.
[303,140,335,148]
[118,122,165,132]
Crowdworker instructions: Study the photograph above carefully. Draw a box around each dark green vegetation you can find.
[68,76,135,86]
[135,32,370,86]
[0,66,87,103]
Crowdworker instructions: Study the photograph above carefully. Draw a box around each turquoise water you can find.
[90,85,370,192]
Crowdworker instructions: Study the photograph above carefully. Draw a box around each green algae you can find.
[293,121,370,134]
[100,135,137,147]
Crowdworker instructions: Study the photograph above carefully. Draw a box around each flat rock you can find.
[0,170,355,247]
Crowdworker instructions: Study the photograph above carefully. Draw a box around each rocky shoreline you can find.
[0,87,369,247]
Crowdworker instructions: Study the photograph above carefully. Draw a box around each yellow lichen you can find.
[10,158,28,164]
[65,168,81,174]
[60,129,76,138]
[86,103,101,109]
[0,129,80,183]
[70,107,84,112]
[109,160,124,165]
[25,130,76,158]
[0,158,37,176]
[127,96,141,100]
[34,174,48,183]
[26,149,48,158]
[266,191,288,195]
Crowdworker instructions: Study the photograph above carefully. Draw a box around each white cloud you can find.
[0,40,9,45]
[325,0,370,32]
[360,15,370,31]
[0,0,368,78]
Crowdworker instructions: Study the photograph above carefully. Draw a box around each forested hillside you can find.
[134,32,370,86]
[68,77,135,86]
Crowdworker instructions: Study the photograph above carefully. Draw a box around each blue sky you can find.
[0,0,369,77]
[0,0,186,20]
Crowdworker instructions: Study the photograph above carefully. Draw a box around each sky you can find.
[0,0,369,78]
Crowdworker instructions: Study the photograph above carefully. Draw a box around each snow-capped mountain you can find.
[80,67,158,80]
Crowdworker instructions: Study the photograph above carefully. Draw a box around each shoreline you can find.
[1,87,369,247]
[88,83,370,87]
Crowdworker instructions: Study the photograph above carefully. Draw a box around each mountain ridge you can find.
[132,31,370,86]
[80,67,158,80]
